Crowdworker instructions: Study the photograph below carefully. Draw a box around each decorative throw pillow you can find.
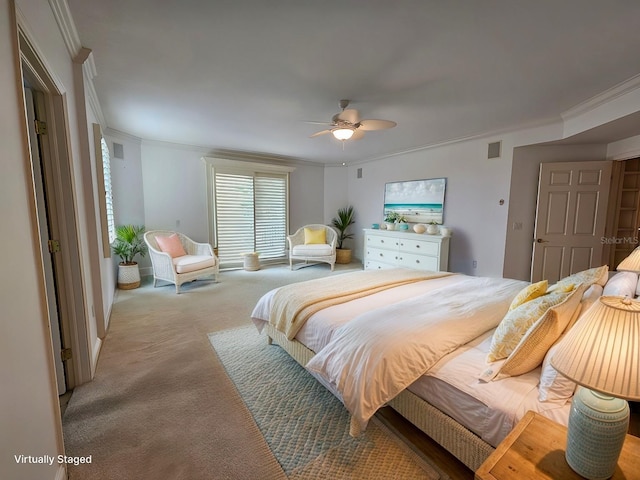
[496,284,585,378]
[304,228,326,245]
[549,265,608,293]
[538,337,577,403]
[155,233,187,258]
[487,288,574,362]
[603,271,638,298]
[508,280,548,311]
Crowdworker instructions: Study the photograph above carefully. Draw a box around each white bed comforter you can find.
[305,276,525,436]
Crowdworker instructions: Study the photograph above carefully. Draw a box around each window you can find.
[205,157,294,267]
[93,124,116,257]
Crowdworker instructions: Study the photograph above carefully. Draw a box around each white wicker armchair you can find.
[288,224,337,271]
[144,230,219,293]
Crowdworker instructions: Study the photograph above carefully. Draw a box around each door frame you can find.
[18,27,92,390]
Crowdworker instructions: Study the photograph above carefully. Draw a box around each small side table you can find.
[241,252,260,271]
[475,411,640,480]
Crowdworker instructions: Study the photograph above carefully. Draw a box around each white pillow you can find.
[564,283,603,335]
[538,337,576,403]
[603,271,638,297]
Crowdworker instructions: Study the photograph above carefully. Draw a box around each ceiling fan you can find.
[310,99,397,141]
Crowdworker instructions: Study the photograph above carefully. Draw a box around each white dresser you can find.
[363,228,450,272]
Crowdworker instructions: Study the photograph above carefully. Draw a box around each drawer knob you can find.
[416,259,420,264]
[415,244,420,248]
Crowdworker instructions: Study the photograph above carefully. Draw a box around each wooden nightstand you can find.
[475,411,640,480]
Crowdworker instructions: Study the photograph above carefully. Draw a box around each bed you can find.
[251,266,615,471]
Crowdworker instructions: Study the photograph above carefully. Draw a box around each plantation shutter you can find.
[101,138,116,244]
[213,169,289,267]
[255,174,287,259]
[214,173,255,265]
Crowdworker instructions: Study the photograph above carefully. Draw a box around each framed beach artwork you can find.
[383,177,446,224]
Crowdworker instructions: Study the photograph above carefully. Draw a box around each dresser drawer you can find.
[366,234,398,250]
[365,259,395,270]
[366,247,397,264]
[397,238,439,256]
[396,252,439,271]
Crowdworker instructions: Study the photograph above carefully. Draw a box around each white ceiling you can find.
[67,0,640,164]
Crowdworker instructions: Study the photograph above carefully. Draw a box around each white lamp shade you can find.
[551,295,640,401]
[617,246,640,272]
[332,127,354,140]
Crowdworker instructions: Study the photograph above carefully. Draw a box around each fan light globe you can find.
[332,128,354,140]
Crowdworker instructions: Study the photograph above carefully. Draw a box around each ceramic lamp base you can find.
[565,387,629,480]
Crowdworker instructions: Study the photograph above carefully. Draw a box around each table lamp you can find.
[616,245,640,271]
[551,295,640,480]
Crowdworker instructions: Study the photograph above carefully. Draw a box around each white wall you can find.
[342,122,561,277]
[324,165,349,228]
[135,141,325,272]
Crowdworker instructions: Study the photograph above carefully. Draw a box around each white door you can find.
[531,161,612,283]
[24,87,66,395]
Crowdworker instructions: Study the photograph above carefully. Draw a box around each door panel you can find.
[532,161,612,283]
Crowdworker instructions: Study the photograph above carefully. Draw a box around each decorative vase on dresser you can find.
[363,228,450,271]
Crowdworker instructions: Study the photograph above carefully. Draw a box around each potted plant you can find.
[112,225,147,289]
[332,206,355,264]
[384,212,399,230]
[426,220,439,235]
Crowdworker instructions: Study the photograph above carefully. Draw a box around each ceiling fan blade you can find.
[337,108,360,124]
[351,128,366,140]
[310,129,331,138]
[358,119,397,131]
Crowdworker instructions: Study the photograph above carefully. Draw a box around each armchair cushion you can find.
[292,244,334,256]
[304,227,326,245]
[156,233,187,258]
[173,255,216,274]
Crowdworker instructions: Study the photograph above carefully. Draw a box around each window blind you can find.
[255,174,287,259]
[100,138,116,244]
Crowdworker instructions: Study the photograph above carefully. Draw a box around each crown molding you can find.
[104,127,143,145]
[49,0,81,57]
[562,73,640,121]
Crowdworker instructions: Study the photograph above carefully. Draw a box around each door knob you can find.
[536,238,549,243]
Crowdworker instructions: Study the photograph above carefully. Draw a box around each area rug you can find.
[209,326,448,480]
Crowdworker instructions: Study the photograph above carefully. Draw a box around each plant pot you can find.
[335,248,352,264]
[118,262,141,289]
[385,222,396,231]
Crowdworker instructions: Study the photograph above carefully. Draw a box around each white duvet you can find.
[305,276,526,436]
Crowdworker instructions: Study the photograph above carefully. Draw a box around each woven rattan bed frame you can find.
[264,323,495,472]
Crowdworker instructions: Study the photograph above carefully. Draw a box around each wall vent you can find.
[113,142,124,159]
[487,141,501,159]
[357,167,363,179]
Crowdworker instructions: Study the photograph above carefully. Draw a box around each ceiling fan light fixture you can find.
[332,127,355,140]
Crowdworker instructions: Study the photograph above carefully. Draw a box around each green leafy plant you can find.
[384,211,399,223]
[384,212,406,223]
[112,225,147,265]
[332,206,356,249]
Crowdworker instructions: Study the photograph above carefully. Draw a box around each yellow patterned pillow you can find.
[304,228,326,245]
[508,280,548,311]
[497,284,585,378]
[487,288,573,362]
[549,265,608,292]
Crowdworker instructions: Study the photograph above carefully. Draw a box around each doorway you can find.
[18,29,93,400]
[23,85,67,395]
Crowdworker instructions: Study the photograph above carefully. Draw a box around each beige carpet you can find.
[63,262,362,479]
